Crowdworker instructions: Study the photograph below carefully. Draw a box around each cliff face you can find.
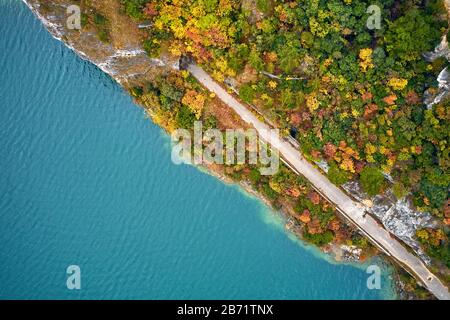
[343,181,436,264]
[423,0,450,107]
[23,0,172,87]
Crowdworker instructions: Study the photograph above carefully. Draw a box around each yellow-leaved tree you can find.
[182,90,206,119]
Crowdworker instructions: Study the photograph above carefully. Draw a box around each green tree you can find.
[249,168,261,185]
[360,166,386,196]
[121,0,147,20]
[303,230,334,246]
[328,163,348,185]
[384,9,441,63]
[176,105,196,128]
[239,84,255,104]
[256,0,271,14]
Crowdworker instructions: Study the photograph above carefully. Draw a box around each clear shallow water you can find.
[0,0,394,299]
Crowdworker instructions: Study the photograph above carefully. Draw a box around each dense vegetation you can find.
[117,0,449,277]
[130,66,363,253]
[122,0,448,215]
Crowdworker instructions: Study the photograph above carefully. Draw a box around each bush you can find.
[256,0,271,14]
[80,13,88,28]
[143,39,160,58]
[303,230,334,246]
[239,84,255,104]
[249,168,261,185]
[93,13,107,26]
[360,166,386,196]
[92,13,109,42]
[97,30,109,43]
[176,105,196,129]
[352,235,369,248]
[392,182,408,199]
[121,0,146,20]
[328,164,348,185]
[261,183,278,200]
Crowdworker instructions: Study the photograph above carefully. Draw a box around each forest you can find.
[113,0,449,278]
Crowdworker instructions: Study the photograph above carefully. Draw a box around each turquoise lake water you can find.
[0,0,395,299]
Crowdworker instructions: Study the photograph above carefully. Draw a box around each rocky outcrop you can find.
[22,0,169,86]
[424,36,450,108]
[343,181,436,265]
[423,0,450,108]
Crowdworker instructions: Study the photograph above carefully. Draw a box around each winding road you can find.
[186,63,450,300]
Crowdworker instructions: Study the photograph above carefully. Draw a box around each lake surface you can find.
[0,0,394,299]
